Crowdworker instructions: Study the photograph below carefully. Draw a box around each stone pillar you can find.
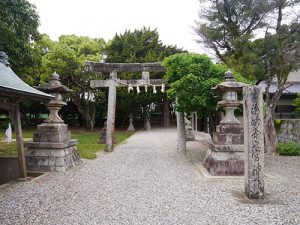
[105,71,117,152]
[177,111,186,151]
[243,86,264,199]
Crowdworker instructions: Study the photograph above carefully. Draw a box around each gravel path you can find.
[0,128,299,225]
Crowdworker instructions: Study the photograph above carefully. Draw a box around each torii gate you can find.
[87,62,166,152]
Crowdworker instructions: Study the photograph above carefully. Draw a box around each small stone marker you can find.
[127,114,135,131]
[243,86,264,199]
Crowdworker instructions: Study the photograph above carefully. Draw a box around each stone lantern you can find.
[203,70,246,176]
[26,72,82,172]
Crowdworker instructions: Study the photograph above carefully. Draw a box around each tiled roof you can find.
[0,62,53,101]
[258,81,300,94]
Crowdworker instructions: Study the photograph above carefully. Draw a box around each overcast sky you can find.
[28,0,209,55]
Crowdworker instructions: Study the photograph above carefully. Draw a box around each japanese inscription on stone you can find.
[243,86,264,199]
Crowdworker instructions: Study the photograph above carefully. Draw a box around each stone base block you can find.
[186,133,195,141]
[26,140,82,172]
[213,133,244,145]
[33,123,70,143]
[98,131,116,144]
[203,144,244,176]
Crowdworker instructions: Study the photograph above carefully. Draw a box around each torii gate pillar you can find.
[105,71,117,152]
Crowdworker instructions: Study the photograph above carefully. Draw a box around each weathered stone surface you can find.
[185,117,195,141]
[243,86,264,199]
[177,111,186,151]
[277,119,300,144]
[203,148,244,176]
[26,72,82,172]
[105,71,117,152]
[127,115,135,132]
[203,70,245,176]
[26,140,81,172]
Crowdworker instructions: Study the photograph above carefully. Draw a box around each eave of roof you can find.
[0,63,54,101]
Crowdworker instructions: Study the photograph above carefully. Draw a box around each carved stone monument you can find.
[26,72,82,172]
[99,121,107,144]
[99,121,116,144]
[203,71,246,175]
[127,114,135,132]
[243,86,264,199]
[185,117,195,141]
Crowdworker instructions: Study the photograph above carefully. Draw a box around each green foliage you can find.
[106,27,180,63]
[105,27,183,120]
[194,0,271,79]
[0,0,40,76]
[277,141,300,156]
[38,35,106,130]
[163,53,249,116]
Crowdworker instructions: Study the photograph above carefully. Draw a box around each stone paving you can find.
[0,128,299,225]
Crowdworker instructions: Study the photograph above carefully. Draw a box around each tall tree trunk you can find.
[74,98,96,131]
[264,106,277,154]
[163,97,170,128]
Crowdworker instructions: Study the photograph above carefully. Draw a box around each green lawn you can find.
[0,130,134,159]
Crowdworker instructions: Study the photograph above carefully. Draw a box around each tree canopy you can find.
[195,0,300,153]
[163,53,248,117]
[0,0,40,75]
[105,27,183,128]
[38,35,106,130]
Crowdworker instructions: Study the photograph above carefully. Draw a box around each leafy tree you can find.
[0,0,40,76]
[261,2,300,154]
[39,35,106,131]
[105,27,182,129]
[195,0,300,154]
[194,0,271,75]
[163,53,248,124]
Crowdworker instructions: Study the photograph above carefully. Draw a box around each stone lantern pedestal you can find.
[203,71,246,176]
[26,72,81,172]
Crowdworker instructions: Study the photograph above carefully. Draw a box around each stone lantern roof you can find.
[36,72,71,94]
[212,70,246,91]
[0,52,53,101]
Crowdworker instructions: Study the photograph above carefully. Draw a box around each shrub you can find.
[277,141,300,156]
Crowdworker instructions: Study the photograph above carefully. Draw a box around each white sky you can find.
[28,0,209,55]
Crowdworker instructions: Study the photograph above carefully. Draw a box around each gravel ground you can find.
[0,128,299,225]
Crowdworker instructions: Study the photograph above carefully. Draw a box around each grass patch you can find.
[277,141,300,156]
[0,142,17,157]
[72,131,134,159]
[0,129,35,139]
[0,129,134,159]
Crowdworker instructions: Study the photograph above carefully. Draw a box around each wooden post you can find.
[105,71,117,152]
[14,104,27,178]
